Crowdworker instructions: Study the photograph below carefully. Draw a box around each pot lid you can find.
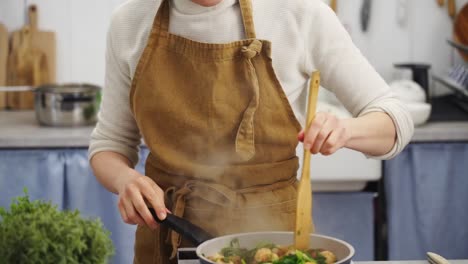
[35,83,101,93]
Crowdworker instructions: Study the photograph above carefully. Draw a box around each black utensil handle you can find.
[149,208,213,246]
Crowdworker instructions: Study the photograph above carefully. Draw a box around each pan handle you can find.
[149,208,214,246]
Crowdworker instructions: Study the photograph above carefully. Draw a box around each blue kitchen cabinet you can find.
[0,148,374,263]
[384,143,468,260]
[0,149,66,209]
[0,149,139,264]
[314,192,375,261]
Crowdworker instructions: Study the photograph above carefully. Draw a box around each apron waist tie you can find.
[235,39,263,161]
[165,181,237,259]
[165,176,296,259]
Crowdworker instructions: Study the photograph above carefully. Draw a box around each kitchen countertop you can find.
[178,260,468,264]
[356,262,468,264]
[0,111,468,148]
[411,122,468,142]
[0,111,94,148]
[176,248,467,264]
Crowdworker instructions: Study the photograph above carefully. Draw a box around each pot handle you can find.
[149,208,213,246]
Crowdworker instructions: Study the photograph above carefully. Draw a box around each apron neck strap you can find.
[155,0,170,38]
[238,0,257,39]
[155,0,257,39]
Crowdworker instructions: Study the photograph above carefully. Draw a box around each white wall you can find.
[0,0,127,86]
[333,0,468,83]
[1,0,467,86]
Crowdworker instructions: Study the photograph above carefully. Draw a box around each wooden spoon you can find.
[294,71,320,250]
[437,0,445,7]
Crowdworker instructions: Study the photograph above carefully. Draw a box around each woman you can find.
[89,0,414,263]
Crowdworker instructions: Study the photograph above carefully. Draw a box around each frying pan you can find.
[149,209,354,264]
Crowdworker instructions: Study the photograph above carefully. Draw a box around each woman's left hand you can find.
[298,112,351,156]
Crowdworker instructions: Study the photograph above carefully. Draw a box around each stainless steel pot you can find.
[0,83,101,126]
[34,83,101,126]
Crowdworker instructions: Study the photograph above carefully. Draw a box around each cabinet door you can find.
[314,192,375,261]
[61,147,149,264]
[64,149,137,264]
[385,143,468,260]
[0,149,65,209]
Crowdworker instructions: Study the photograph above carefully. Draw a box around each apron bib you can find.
[129,0,306,263]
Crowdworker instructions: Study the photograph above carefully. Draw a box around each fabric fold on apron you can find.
[236,39,263,161]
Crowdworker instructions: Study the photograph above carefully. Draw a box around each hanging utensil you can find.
[360,0,372,32]
[437,0,445,7]
[294,71,320,250]
[396,0,409,27]
[448,0,457,18]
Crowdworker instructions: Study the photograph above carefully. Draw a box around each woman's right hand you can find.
[116,169,168,230]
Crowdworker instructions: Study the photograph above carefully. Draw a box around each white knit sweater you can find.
[89,0,414,165]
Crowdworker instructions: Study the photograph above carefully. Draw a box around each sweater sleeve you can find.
[303,1,414,160]
[88,13,142,166]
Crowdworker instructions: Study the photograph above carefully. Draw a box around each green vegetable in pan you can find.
[208,238,337,264]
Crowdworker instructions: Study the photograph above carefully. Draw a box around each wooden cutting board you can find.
[7,26,49,110]
[7,5,55,110]
[0,23,8,109]
[27,5,55,82]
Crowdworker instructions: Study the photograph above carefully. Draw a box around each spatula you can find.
[294,71,320,250]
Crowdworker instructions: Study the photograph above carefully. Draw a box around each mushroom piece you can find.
[254,248,273,263]
[320,250,337,264]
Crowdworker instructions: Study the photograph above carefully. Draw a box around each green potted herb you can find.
[0,190,114,263]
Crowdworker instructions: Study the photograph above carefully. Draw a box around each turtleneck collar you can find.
[171,0,237,15]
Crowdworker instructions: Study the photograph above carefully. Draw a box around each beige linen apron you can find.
[129,0,305,263]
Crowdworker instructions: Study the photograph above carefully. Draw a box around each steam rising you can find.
[162,127,299,248]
